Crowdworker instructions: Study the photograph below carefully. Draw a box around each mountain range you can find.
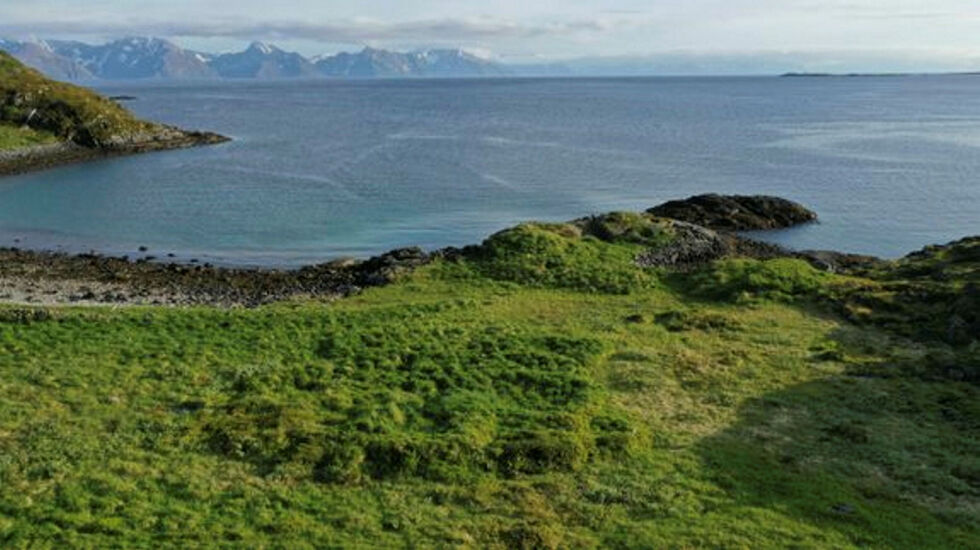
[0,37,513,80]
[8,37,963,80]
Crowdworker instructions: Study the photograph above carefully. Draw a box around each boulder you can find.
[647,194,817,231]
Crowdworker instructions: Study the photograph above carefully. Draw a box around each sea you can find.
[1,75,978,266]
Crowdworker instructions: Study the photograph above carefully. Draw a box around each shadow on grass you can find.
[695,332,980,548]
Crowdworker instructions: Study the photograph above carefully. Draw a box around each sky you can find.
[2,0,980,70]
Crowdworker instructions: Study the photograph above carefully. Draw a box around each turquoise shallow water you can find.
[0,76,978,266]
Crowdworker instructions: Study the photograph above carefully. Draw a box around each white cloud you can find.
[0,15,648,43]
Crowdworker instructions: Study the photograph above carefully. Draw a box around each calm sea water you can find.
[1,76,978,266]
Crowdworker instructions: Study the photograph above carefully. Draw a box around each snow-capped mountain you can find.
[416,49,508,77]
[315,47,507,78]
[210,42,318,79]
[43,37,215,79]
[0,38,511,81]
[0,38,93,80]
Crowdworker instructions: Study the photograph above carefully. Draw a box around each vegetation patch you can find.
[0,123,57,150]
[574,211,676,247]
[193,307,624,483]
[683,257,833,302]
[469,222,658,293]
[654,309,745,332]
[837,237,979,347]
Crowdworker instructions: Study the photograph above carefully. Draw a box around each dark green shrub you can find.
[0,308,54,324]
[494,430,591,475]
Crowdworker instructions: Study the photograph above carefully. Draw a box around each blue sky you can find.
[2,0,980,65]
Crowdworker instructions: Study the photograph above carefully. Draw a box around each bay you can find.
[1,76,978,265]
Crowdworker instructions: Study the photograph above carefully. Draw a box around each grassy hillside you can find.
[0,221,976,548]
[0,51,160,149]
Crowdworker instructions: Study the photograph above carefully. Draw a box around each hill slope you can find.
[0,51,226,174]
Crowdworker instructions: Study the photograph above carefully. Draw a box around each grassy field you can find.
[0,123,58,151]
[0,223,977,548]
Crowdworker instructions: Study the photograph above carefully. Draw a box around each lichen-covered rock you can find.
[635,220,731,268]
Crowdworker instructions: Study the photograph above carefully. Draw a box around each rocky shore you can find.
[0,246,429,307]
[0,127,229,177]
[0,194,885,307]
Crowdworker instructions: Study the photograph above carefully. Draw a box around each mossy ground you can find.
[0,227,976,548]
[0,123,57,150]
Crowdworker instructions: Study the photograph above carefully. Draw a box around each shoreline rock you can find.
[0,245,430,308]
[647,194,818,231]
[0,128,230,177]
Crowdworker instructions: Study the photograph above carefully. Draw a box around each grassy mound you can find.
[466,213,673,293]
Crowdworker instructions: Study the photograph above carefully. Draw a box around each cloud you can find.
[793,1,977,20]
[0,15,647,44]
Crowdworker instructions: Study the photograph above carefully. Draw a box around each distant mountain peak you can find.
[248,41,277,55]
[117,36,173,51]
[211,41,315,79]
[316,45,507,78]
[22,36,55,53]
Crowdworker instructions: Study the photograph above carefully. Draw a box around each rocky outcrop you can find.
[635,220,732,268]
[647,194,817,231]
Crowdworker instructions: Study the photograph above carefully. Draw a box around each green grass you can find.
[0,231,976,548]
[0,123,58,150]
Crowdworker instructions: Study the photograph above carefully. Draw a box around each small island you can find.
[781,71,980,78]
[0,51,227,176]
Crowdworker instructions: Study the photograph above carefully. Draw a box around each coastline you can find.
[0,194,889,308]
[0,129,230,177]
[0,245,429,307]
[1,194,968,310]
